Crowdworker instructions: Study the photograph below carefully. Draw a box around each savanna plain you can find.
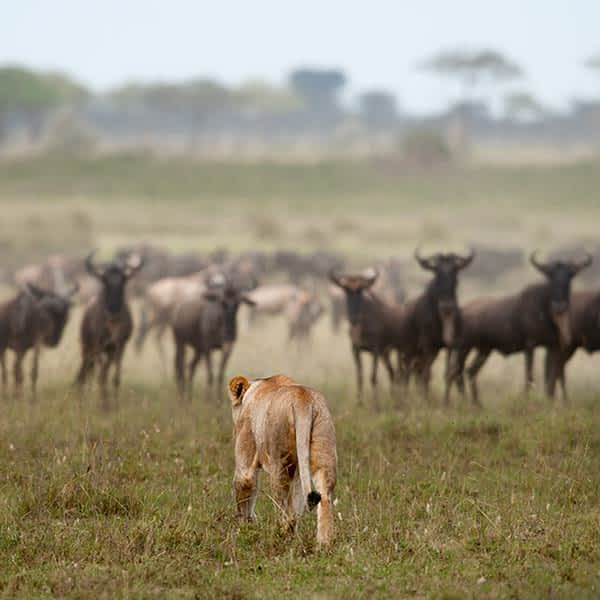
[1,155,600,598]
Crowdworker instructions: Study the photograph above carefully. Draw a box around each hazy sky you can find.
[3,1,599,113]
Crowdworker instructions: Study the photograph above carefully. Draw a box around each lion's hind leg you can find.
[313,469,336,548]
[234,451,259,522]
[270,464,295,532]
[285,472,306,531]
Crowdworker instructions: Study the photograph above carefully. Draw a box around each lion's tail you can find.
[294,398,321,510]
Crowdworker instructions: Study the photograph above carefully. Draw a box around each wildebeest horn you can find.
[454,248,475,270]
[571,253,593,274]
[414,247,437,271]
[85,251,104,279]
[530,250,550,276]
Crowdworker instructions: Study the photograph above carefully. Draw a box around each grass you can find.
[1,153,600,265]
[1,154,600,212]
[1,153,600,597]
[1,383,600,598]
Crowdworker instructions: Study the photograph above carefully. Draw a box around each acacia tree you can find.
[421,49,523,101]
[0,66,88,141]
[288,68,347,112]
[358,90,398,128]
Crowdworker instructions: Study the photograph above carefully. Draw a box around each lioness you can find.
[228,374,337,547]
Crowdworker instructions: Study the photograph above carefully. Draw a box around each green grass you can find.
[1,383,600,598]
[1,154,600,597]
[1,154,599,212]
[1,154,600,264]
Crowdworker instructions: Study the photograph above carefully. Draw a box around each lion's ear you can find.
[228,376,250,407]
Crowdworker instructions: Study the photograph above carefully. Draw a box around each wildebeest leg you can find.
[444,348,467,406]
[524,348,534,395]
[155,322,168,373]
[352,345,363,400]
[443,350,453,406]
[75,353,94,389]
[418,355,435,404]
[466,350,490,407]
[174,342,186,401]
[455,358,466,397]
[0,351,7,397]
[370,352,379,387]
[30,344,40,401]
[552,352,569,404]
[205,350,214,387]
[382,349,395,389]
[98,353,112,410]
[370,351,381,409]
[13,351,25,398]
[396,354,409,391]
[112,346,125,403]
[544,349,558,399]
[187,350,202,401]
[558,360,568,404]
[217,345,233,391]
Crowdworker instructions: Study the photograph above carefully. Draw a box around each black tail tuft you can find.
[307,491,321,510]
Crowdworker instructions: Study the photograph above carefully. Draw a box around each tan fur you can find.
[229,374,337,548]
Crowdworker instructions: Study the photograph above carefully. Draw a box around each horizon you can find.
[3,1,600,115]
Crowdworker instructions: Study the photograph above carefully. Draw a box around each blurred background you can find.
[2,1,599,162]
[1,1,600,394]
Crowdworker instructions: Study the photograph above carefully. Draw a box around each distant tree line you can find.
[0,48,599,147]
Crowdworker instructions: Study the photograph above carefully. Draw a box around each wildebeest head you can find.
[85,251,145,315]
[530,250,592,348]
[204,284,256,342]
[415,248,474,346]
[329,268,378,325]
[26,283,79,347]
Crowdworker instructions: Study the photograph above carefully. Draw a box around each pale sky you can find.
[2,1,599,114]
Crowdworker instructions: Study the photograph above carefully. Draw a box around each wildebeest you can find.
[14,254,84,296]
[245,284,304,322]
[544,288,600,401]
[0,283,77,396]
[75,251,144,405]
[329,268,400,398]
[330,249,473,401]
[328,260,404,334]
[397,249,474,400]
[135,265,226,357]
[446,252,592,406]
[172,281,256,400]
